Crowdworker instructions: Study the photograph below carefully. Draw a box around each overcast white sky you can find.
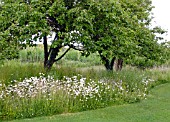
[152,0,170,41]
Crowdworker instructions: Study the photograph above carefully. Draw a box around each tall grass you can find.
[63,49,102,67]
[19,46,44,63]
[0,60,45,85]
[146,66,170,86]
[1,60,167,121]
[0,47,169,121]
[19,46,102,67]
[0,71,152,120]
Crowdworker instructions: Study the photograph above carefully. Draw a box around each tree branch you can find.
[54,47,71,62]
[69,44,85,51]
[48,33,58,55]
[46,15,64,31]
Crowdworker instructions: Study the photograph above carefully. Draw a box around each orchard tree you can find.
[0,0,168,70]
[81,0,168,70]
[0,0,92,68]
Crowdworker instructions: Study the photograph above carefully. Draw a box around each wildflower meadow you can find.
[0,71,157,120]
[0,49,169,121]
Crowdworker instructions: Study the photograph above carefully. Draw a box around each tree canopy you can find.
[0,0,168,69]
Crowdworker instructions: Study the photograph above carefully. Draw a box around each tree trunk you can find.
[104,58,112,70]
[43,35,48,68]
[99,52,116,71]
[115,58,123,71]
[43,33,62,70]
[45,45,62,70]
[104,57,116,71]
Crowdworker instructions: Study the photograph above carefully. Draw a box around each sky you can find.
[152,0,170,41]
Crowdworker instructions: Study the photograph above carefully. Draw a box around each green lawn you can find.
[7,83,170,122]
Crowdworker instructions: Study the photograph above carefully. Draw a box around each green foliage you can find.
[0,0,167,69]
[85,0,167,68]
[0,37,19,61]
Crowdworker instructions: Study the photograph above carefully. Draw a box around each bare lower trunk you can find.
[104,57,116,71]
[43,35,48,68]
[45,45,62,70]
[115,59,123,71]
[43,33,62,70]
[99,52,116,71]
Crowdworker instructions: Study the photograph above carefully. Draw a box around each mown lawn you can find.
[8,83,170,122]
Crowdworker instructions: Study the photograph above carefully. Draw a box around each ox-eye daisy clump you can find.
[0,73,154,120]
